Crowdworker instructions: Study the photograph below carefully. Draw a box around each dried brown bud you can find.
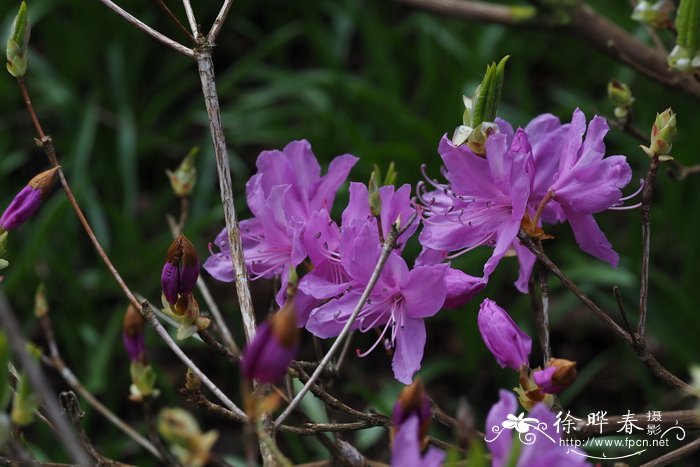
[28,166,59,198]
[270,301,299,349]
[123,304,145,337]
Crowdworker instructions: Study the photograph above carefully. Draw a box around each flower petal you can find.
[566,211,619,266]
[392,317,426,384]
[485,390,517,467]
[400,264,448,318]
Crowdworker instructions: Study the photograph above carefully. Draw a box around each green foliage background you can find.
[0,0,698,464]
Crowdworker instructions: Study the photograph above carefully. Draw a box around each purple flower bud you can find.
[123,331,145,363]
[161,234,200,305]
[241,303,299,384]
[123,304,146,362]
[0,167,59,231]
[477,299,531,370]
[391,379,431,442]
[533,358,577,394]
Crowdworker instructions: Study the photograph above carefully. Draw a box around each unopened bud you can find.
[185,368,201,391]
[391,379,431,444]
[158,408,218,467]
[166,148,198,197]
[123,304,146,362]
[470,56,509,128]
[514,370,554,411]
[532,358,577,394]
[608,80,635,118]
[241,302,299,383]
[477,298,532,370]
[6,1,30,78]
[0,167,59,231]
[33,284,47,318]
[642,108,676,159]
[632,0,674,28]
[669,0,700,71]
[161,234,200,305]
[129,361,158,401]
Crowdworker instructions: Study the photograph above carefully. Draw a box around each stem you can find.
[518,231,630,341]
[535,256,552,362]
[640,436,700,467]
[638,155,660,338]
[0,293,91,465]
[208,0,235,42]
[275,227,399,428]
[17,78,45,139]
[195,48,257,343]
[141,302,248,420]
[518,231,693,393]
[96,0,195,58]
[152,0,195,42]
[181,0,199,37]
[143,397,181,465]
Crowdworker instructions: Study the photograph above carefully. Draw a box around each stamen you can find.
[445,234,492,259]
[356,317,393,358]
[609,202,642,211]
[619,179,645,202]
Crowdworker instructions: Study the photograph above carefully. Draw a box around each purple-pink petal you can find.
[478,299,531,370]
[485,390,517,467]
[161,261,180,305]
[0,185,43,231]
[532,366,562,394]
[392,318,426,384]
[241,321,298,384]
[566,211,619,266]
[122,331,145,362]
[400,264,448,319]
[391,415,444,467]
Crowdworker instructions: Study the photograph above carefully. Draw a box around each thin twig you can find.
[141,301,248,420]
[535,251,552,362]
[58,391,123,465]
[96,0,195,58]
[334,331,355,373]
[36,306,162,460]
[612,285,636,342]
[667,161,700,181]
[18,77,143,312]
[290,363,391,426]
[640,436,700,467]
[0,293,91,465]
[181,0,199,37]
[207,0,235,43]
[275,227,400,428]
[392,0,533,25]
[638,155,660,339]
[517,232,630,341]
[194,47,257,344]
[197,327,239,365]
[152,0,195,42]
[517,231,692,393]
[143,397,181,466]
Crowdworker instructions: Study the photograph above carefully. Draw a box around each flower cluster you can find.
[419,108,633,292]
[205,107,631,386]
[205,140,486,384]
